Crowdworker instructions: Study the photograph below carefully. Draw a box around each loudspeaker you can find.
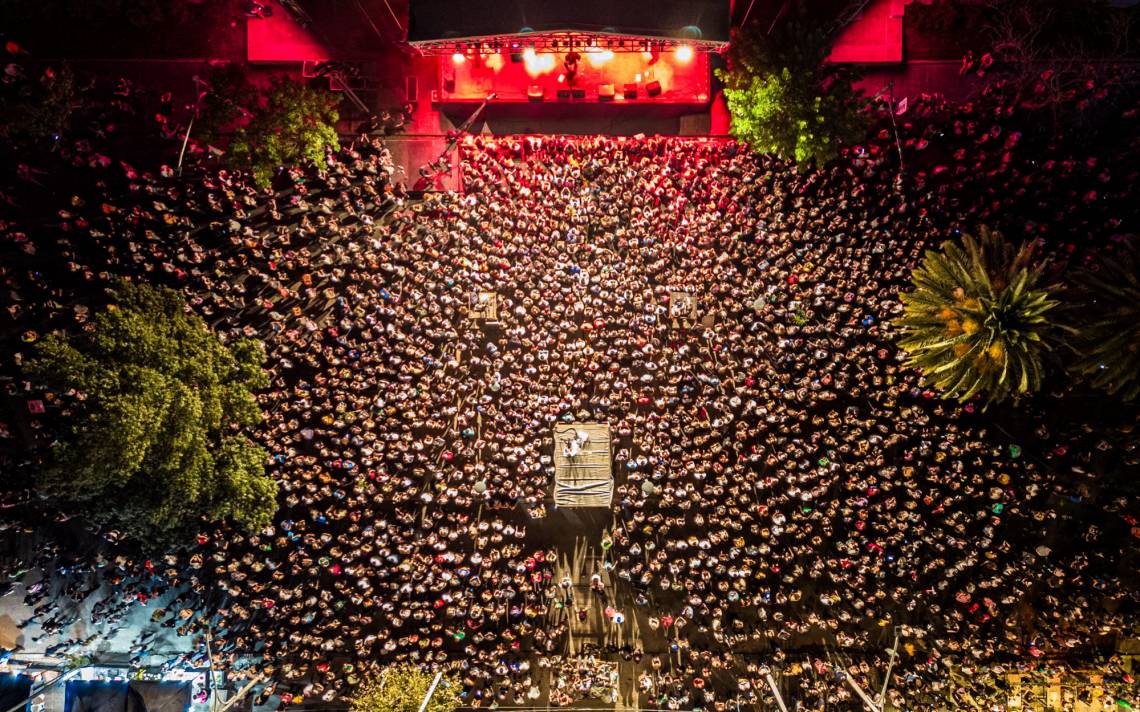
[556,88,571,99]
[571,88,585,99]
[598,84,615,101]
[405,76,418,103]
[528,85,545,102]
[510,51,523,63]
[645,80,661,97]
[623,83,638,99]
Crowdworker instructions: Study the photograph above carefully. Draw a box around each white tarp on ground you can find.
[552,423,613,508]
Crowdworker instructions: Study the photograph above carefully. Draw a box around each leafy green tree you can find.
[717,5,867,165]
[897,227,1062,406]
[229,76,340,187]
[25,281,276,544]
[1068,237,1140,401]
[348,667,460,712]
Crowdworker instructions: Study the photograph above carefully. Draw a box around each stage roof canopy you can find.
[408,0,730,48]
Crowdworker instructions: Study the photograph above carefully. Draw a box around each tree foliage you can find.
[969,0,1139,141]
[897,227,1062,406]
[193,63,260,145]
[716,4,867,166]
[983,0,1135,66]
[25,281,276,544]
[1068,237,1140,401]
[229,76,340,187]
[0,64,84,144]
[0,0,211,30]
[348,667,460,712]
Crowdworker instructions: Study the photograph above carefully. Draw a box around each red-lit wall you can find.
[247,0,330,62]
[828,0,918,64]
[437,48,710,105]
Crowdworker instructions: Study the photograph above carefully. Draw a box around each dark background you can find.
[408,0,730,42]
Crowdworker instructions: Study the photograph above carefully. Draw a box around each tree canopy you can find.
[897,227,1062,406]
[193,63,260,145]
[348,667,461,712]
[25,281,277,544]
[229,76,340,187]
[1068,237,1140,401]
[717,4,867,166]
[0,0,210,30]
[0,63,84,145]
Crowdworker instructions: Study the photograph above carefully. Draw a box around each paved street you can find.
[0,522,195,666]
[0,523,218,712]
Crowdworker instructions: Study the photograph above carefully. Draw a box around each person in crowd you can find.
[1,69,1137,710]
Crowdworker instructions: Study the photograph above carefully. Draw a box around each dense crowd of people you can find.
[2,59,1140,710]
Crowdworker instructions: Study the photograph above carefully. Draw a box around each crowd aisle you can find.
[2,74,1139,710]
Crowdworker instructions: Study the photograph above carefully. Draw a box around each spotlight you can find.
[523,48,555,76]
[585,49,613,67]
[675,45,694,63]
[452,52,465,64]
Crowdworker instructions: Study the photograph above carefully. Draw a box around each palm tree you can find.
[348,666,460,712]
[897,226,1062,406]
[1068,237,1140,401]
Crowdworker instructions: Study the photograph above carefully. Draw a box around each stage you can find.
[553,423,614,508]
[437,46,711,106]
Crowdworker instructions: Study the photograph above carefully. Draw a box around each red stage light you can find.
[523,49,555,77]
[675,45,694,63]
[452,52,466,64]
